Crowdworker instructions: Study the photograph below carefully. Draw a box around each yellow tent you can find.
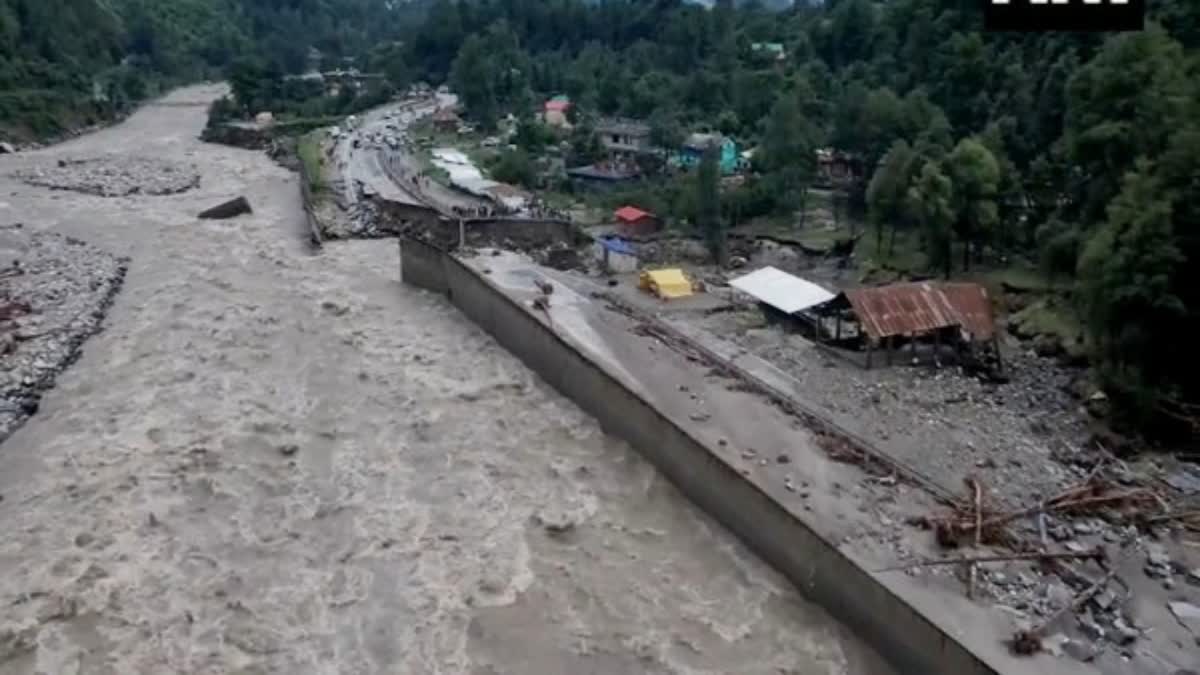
[639,268,693,300]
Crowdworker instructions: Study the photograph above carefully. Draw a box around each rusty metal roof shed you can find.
[831,282,995,342]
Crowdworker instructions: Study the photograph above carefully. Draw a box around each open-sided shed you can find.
[813,281,999,369]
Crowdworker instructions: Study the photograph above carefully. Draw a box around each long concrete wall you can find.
[398,236,1001,675]
[297,160,324,248]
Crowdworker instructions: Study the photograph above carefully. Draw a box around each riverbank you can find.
[0,84,892,675]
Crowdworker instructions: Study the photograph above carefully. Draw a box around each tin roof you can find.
[597,117,651,137]
[840,282,995,341]
[729,266,835,315]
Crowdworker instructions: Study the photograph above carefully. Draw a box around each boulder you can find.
[0,142,15,154]
[198,196,253,220]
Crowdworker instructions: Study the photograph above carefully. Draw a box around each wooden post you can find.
[835,314,842,341]
[458,218,465,250]
[886,335,894,366]
[992,334,1005,374]
[866,337,873,369]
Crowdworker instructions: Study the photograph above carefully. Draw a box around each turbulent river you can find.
[0,85,893,675]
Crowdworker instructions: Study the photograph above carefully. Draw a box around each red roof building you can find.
[614,206,661,237]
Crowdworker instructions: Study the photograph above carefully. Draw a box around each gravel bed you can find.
[13,156,200,196]
[1,224,127,442]
[695,309,1094,508]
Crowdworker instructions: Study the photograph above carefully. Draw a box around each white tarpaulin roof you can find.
[729,266,835,315]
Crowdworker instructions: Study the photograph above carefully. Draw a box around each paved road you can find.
[332,97,437,210]
[334,93,497,218]
[0,85,892,675]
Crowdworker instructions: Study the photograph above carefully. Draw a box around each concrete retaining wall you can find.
[297,160,324,248]
[399,237,1000,675]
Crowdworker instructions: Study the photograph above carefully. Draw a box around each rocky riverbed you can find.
[13,156,200,197]
[0,224,127,443]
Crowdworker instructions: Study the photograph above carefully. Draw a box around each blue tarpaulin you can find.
[600,236,635,256]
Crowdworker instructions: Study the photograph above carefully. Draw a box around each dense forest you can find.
[0,0,422,139]
[2,0,1197,432]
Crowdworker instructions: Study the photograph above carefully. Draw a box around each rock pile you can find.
[700,312,1091,507]
[0,224,128,443]
[14,156,200,197]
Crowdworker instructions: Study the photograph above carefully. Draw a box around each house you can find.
[431,107,461,133]
[596,235,639,274]
[751,42,787,62]
[565,158,641,191]
[613,205,661,237]
[543,95,573,128]
[816,148,865,187]
[675,133,740,175]
[596,118,653,155]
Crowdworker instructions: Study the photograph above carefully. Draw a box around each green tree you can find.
[450,34,497,129]
[567,120,605,166]
[697,146,725,264]
[1077,164,1185,417]
[759,94,817,222]
[909,162,955,279]
[1065,26,1190,226]
[945,137,1000,271]
[866,140,916,256]
[489,148,536,188]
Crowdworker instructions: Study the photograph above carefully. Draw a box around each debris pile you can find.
[902,467,1200,665]
[0,224,127,442]
[14,156,200,197]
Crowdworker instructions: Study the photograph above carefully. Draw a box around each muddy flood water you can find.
[0,86,895,675]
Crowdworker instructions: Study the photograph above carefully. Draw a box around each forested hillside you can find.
[0,0,422,140]
[399,0,1200,434]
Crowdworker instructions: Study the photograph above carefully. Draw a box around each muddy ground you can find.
[0,87,892,674]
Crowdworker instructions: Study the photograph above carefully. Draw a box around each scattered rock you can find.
[0,227,127,444]
[0,141,15,154]
[1146,543,1171,567]
[776,453,790,464]
[278,444,299,457]
[198,196,253,220]
[1168,601,1200,635]
[1164,464,1200,495]
[1077,614,1105,641]
[15,156,200,197]
[1061,638,1099,662]
[1111,618,1140,645]
[533,510,576,537]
